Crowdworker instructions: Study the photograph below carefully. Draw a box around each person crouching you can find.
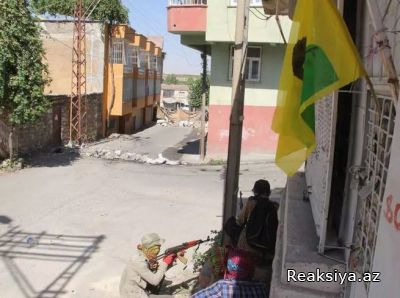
[119,233,177,298]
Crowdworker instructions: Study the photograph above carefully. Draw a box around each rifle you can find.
[146,236,211,294]
[155,236,211,264]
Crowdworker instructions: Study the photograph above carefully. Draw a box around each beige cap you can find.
[141,233,165,248]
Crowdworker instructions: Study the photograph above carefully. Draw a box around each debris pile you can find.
[82,149,186,166]
[157,106,207,129]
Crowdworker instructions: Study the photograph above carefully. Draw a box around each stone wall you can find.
[59,93,103,143]
[0,93,103,159]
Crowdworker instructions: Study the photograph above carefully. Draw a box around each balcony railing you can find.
[168,0,207,6]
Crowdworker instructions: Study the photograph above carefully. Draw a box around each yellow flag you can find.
[272,0,365,176]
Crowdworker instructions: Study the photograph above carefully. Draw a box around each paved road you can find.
[84,125,201,162]
[0,156,286,297]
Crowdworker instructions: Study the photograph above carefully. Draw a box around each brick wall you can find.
[0,93,103,159]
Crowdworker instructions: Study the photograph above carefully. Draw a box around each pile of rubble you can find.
[156,119,203,128]
[157,106,207,129]
[81,149,186,166]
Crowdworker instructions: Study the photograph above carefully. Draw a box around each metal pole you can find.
[200,93,206,160]
[222,0,250,225]
[70,0,87,145]
[366,0,399,107]
[200,50,207,161]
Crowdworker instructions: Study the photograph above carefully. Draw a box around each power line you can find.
[249,7,273,21]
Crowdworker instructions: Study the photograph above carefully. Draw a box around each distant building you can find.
[161,84,190,111]
[104,25,165,135]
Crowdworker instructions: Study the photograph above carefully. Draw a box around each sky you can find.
[121,0,203,75]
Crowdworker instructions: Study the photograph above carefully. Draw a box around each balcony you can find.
[167,0,207,34]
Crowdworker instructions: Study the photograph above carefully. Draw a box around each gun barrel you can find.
[156,238,209,260]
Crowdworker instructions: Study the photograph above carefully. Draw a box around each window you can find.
[139,50,148,72]
[152,56,159,71]
[109,39,124,64]
[129,46,140,68]
[147,54,154,70]
[230,0,262,6]
[229,46,262,82]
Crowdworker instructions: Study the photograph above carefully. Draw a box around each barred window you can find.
[139,50,148,72]
[110,39,124,64]
[129,46,140,68]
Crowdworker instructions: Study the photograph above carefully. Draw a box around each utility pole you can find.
[222,0,250,225]
[200,49,207,161]
[70,0,87,144]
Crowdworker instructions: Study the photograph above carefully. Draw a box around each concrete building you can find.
[104,25,164,135]
[167,0,291,159]
[0,21,164,159]
[160,84,190,111]
[268,1,400,297]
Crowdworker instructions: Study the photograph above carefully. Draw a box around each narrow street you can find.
[0,157,286,297]
[82,125,203,164]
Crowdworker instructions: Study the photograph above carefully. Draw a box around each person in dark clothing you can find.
[224,179,278,261]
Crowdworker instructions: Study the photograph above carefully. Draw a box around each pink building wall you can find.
[207,104,278,158]
[167,6,207,33]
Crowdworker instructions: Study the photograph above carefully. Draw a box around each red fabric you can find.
[223,247,255,280]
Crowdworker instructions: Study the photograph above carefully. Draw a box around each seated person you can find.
[224,179,278,264]
[119,233,178,298]
[192,247,268,297]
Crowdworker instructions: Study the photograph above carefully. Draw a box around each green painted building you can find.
[168,0,291,158]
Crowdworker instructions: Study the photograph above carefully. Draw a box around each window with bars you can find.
[109,39,125,64]
[353,95,396,292]
[229,46,262,82]
[139,50,148,72]
[152,56,159,71]
[129,45,140,68]
[124,44,133,73]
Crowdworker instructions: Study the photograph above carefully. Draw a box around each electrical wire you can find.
[85,0,103,19]
[124,0,200,67]
[252,7,271,20]
[249,8,273,21]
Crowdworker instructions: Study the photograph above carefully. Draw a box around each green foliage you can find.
[185,77,194,86]
[0,0,51,125]
[188,76,209,109]
[192,230,223,273]
[30,0,129,23]
[164,74,179,85]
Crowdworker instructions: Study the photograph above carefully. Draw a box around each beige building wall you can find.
[40,21,105,96]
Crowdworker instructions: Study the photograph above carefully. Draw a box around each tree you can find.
[164,74,179,85]
[30,0,129,23]
[0,0,51,158]
[188,76,209,109]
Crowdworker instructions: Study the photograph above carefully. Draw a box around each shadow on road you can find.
[0,224,105,298]
[163,129,207,160]
[23,148,80,169]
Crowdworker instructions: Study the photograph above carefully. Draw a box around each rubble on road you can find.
[81,148,186,166]
[156,105,208,130]
[0,158,24,171]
